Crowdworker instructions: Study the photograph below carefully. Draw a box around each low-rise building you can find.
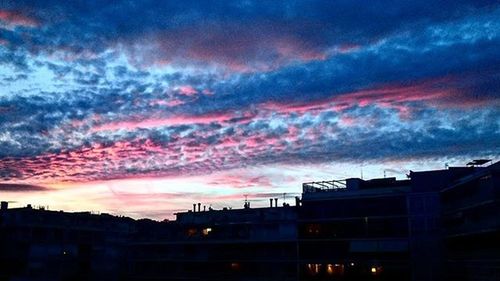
[129,206,298,281]
[0,206,134,281]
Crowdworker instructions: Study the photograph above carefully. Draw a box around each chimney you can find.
[274,198,278,207]
[197,203,201,212]
[1,201,8,210]
[269,198,273,208]
[193,204,196,212]
[295,196,301,207]
[203,205,206,212]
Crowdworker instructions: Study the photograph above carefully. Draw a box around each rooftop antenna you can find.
[243,194,249,209]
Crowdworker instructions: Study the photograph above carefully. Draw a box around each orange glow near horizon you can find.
[0,159,481,220]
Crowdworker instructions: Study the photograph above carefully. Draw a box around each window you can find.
[187,228,197,237]
[202,227,212,236]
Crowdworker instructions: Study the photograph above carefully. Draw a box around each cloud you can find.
[91,111,239,133]
[0,103,498,183]
[1,1,495,69]
[208,175,272,189]
[0,183,48,192]
[0,9,38,28]
[0,0,498,186]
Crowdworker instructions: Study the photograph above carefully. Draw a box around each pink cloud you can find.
[338,115,377,127]
[339,116,356,126]
[177,85,198,96]
[261,75,490,120]
[0,139,186,183]
[337,43,361,53]
[149,99,185,107]
[91,112,235,132]
[262,98,339,115]
[208,174,272,189]
[202,89,214,95]
[0,10,38,28]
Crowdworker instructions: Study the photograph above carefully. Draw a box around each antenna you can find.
[243,194,249,209]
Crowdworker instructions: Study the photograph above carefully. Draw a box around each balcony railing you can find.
[303,180,347,193]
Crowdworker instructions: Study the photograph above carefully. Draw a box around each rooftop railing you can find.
[302,180,347,193]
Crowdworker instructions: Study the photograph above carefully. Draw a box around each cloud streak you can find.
[0,183,48,192]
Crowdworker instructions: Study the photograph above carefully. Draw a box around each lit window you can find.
[202,227,212,236]
[307,264,321,275]
[306,224,320,235]
[327,264,333,274]
[231,262,240,270]
[371,266,382,275]
[327,263,344,275]
[187,228,197,237]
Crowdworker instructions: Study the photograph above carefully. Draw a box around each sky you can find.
[0,1,499,219]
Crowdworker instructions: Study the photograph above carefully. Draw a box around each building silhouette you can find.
[1,160,498,281]
[0,207,134,281]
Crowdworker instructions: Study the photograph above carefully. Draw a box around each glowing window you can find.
[371,266,382,274]
[306,224,320,235]
[327,264,344,275]
[307,264,322,275]
[231,262,240,270]
[202,227,212,236]
[187,228,197,237]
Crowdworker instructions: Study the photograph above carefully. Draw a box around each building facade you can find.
[440,162,500,281]
[298,178,412,280]
[129,206,298,281]
[0,206,134,281]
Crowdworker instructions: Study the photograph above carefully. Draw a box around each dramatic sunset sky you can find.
[0,1,498,219]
